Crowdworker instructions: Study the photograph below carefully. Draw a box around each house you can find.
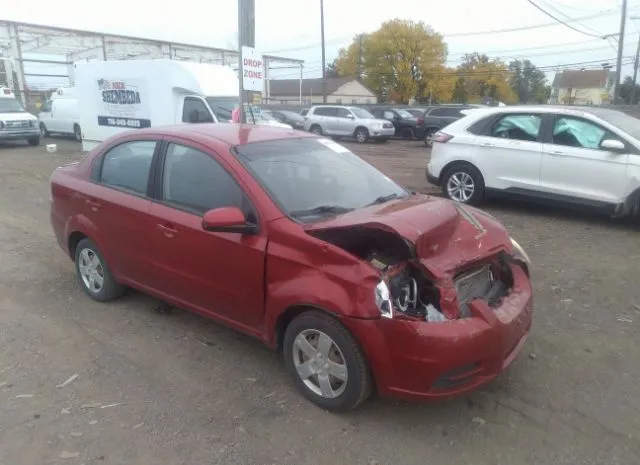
[266,77,377,105]
[549,69,615,105]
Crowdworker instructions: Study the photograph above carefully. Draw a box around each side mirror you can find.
[202,207,257,234]
[600,139,626,152]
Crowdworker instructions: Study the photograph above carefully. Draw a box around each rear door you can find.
[147,139,267,332]
[540,114,630,203]
[472,112,544,191]
[83,138,159,284]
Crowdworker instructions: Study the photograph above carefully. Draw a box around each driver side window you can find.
[41,100,52,113]
[182,97,214,124]
[336,108,353,118]
[552,116,619,150]
[383,110,395,120]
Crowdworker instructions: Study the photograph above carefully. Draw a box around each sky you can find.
[5,0,640,88]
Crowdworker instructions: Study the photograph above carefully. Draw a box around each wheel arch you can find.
[274,304,341,352]
[439,159,485,184]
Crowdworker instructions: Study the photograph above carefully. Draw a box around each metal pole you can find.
[632,39,640,103]
[238,1,245,123]
[614,0,627,104]
[320,0,327,103]
[238,0,256,123]
[299,63,303,106]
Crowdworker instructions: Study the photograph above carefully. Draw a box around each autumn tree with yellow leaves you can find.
[454,53,517,104]
[334,19,448,103]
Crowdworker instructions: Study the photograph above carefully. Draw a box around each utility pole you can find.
[614,0,627,104]
[631,16,640,104]
[357,34,364,80]
[237,0,256,123]
[320,0,327,103]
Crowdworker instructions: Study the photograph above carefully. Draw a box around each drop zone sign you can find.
[241,46,264,92]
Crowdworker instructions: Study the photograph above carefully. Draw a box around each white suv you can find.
[303,105,395,143]
[426,106,640,218]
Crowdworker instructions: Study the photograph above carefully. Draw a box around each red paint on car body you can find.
[50,123,533,402]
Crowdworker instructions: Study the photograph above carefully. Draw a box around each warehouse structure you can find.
[0,20,304,110]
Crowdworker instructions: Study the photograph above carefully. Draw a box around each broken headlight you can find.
[375,280,393,319]
[510,238,531,266]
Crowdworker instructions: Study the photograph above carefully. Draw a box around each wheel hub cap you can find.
[446,172,475,202]
[292,329,348,399]
[78,248,104,293]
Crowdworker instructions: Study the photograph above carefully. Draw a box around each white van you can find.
[38,87,81,141]
[75,59,240,151]
[0,87,40,146]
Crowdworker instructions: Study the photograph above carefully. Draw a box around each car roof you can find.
[474,105,628,118]
[116,123,315,147]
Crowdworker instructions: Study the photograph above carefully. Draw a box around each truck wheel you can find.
[40,123,49,137]
[283,311,373,411]
[27,137,40,146]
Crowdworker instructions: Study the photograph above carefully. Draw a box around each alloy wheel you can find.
[78,248,105,294]
[446,172,475,202]
[292,329,348,399]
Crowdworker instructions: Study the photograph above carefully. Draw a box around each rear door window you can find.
[490,114,542,142]
[100,140,157,195]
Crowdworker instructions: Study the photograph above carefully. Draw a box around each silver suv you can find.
[303,105,395,143]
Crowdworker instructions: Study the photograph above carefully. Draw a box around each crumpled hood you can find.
[304,194,511,277]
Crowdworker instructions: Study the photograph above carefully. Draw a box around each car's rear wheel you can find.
[354,127,369,143]
[310,125,323,135]
[74,238,124,302]
[401,127,415,140]
[442,164,485,206]
[283,311,373,411]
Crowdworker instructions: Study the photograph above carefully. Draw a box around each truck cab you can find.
[0,87,40,146]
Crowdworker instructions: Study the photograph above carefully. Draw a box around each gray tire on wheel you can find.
[441,163,485,206]
[310,125,323,135]
[424,128,437,147]
[74,238,124,302]
[354,127,369,143]
[283,311,373,412]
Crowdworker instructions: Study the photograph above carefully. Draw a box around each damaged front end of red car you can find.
[305,195,533,400]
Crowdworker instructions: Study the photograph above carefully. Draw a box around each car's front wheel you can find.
[442,164,485,205]
[309,124,323,135]
[27,136,40,146]
[74,238,124,302]
[283,311,373,411]
[354,127,369,143]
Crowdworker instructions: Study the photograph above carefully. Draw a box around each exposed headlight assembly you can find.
[510,238,531,266]
[375,280,393,318]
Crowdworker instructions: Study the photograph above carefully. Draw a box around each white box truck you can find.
[75,59,240,151]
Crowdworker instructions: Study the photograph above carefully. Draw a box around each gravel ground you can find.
[0,136,639,465]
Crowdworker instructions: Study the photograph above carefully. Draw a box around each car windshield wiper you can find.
[366,192,403,207]
[290,205,354,218]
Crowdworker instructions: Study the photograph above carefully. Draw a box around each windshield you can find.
[236,138,408,222]
[351,108,374,119]
[0,98,26,113]
[599,110,640,140]
[396,109,413,118]
[205,97,239,121]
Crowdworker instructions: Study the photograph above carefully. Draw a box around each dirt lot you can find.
[1,136,639,465]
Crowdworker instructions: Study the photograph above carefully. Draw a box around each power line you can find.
[265,9,620,54]
[537,0,606,36]
[526,0,607,38]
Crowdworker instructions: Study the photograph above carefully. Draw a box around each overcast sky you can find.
[5,0,640,87]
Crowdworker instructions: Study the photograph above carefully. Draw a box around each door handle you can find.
[481,142,494,147]
[85,198,101,210]
[157,223,178,237]
[551,150,566,155]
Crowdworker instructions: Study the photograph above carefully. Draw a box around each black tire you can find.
[424,128,438,147]
[283,311,373,412]
[354,127,369,143]
[73,124,82,142]
[441,163,485,206]
[27,136,40,146]
[310,125,323,135]
[74,238,124,302]
[39,123,49,137]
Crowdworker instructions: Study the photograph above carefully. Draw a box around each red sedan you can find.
[50,124,533,411]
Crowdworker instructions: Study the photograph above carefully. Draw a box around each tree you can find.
[325,59,340,78]
[456,53,517,103]
[335,19,447,103]
[451,77,468,103]
[508,59,548,103]
[618,76,640,104]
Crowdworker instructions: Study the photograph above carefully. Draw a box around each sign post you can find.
[238,0,261,124]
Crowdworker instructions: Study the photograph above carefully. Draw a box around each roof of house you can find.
[552,69,613,89]
[268,77,362,96]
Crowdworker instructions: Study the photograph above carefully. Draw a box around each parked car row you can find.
[426,105,640,219]
[295,103,481,145]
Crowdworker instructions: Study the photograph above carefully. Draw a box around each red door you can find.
[80,139,158,285]
[147,141,267,334]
